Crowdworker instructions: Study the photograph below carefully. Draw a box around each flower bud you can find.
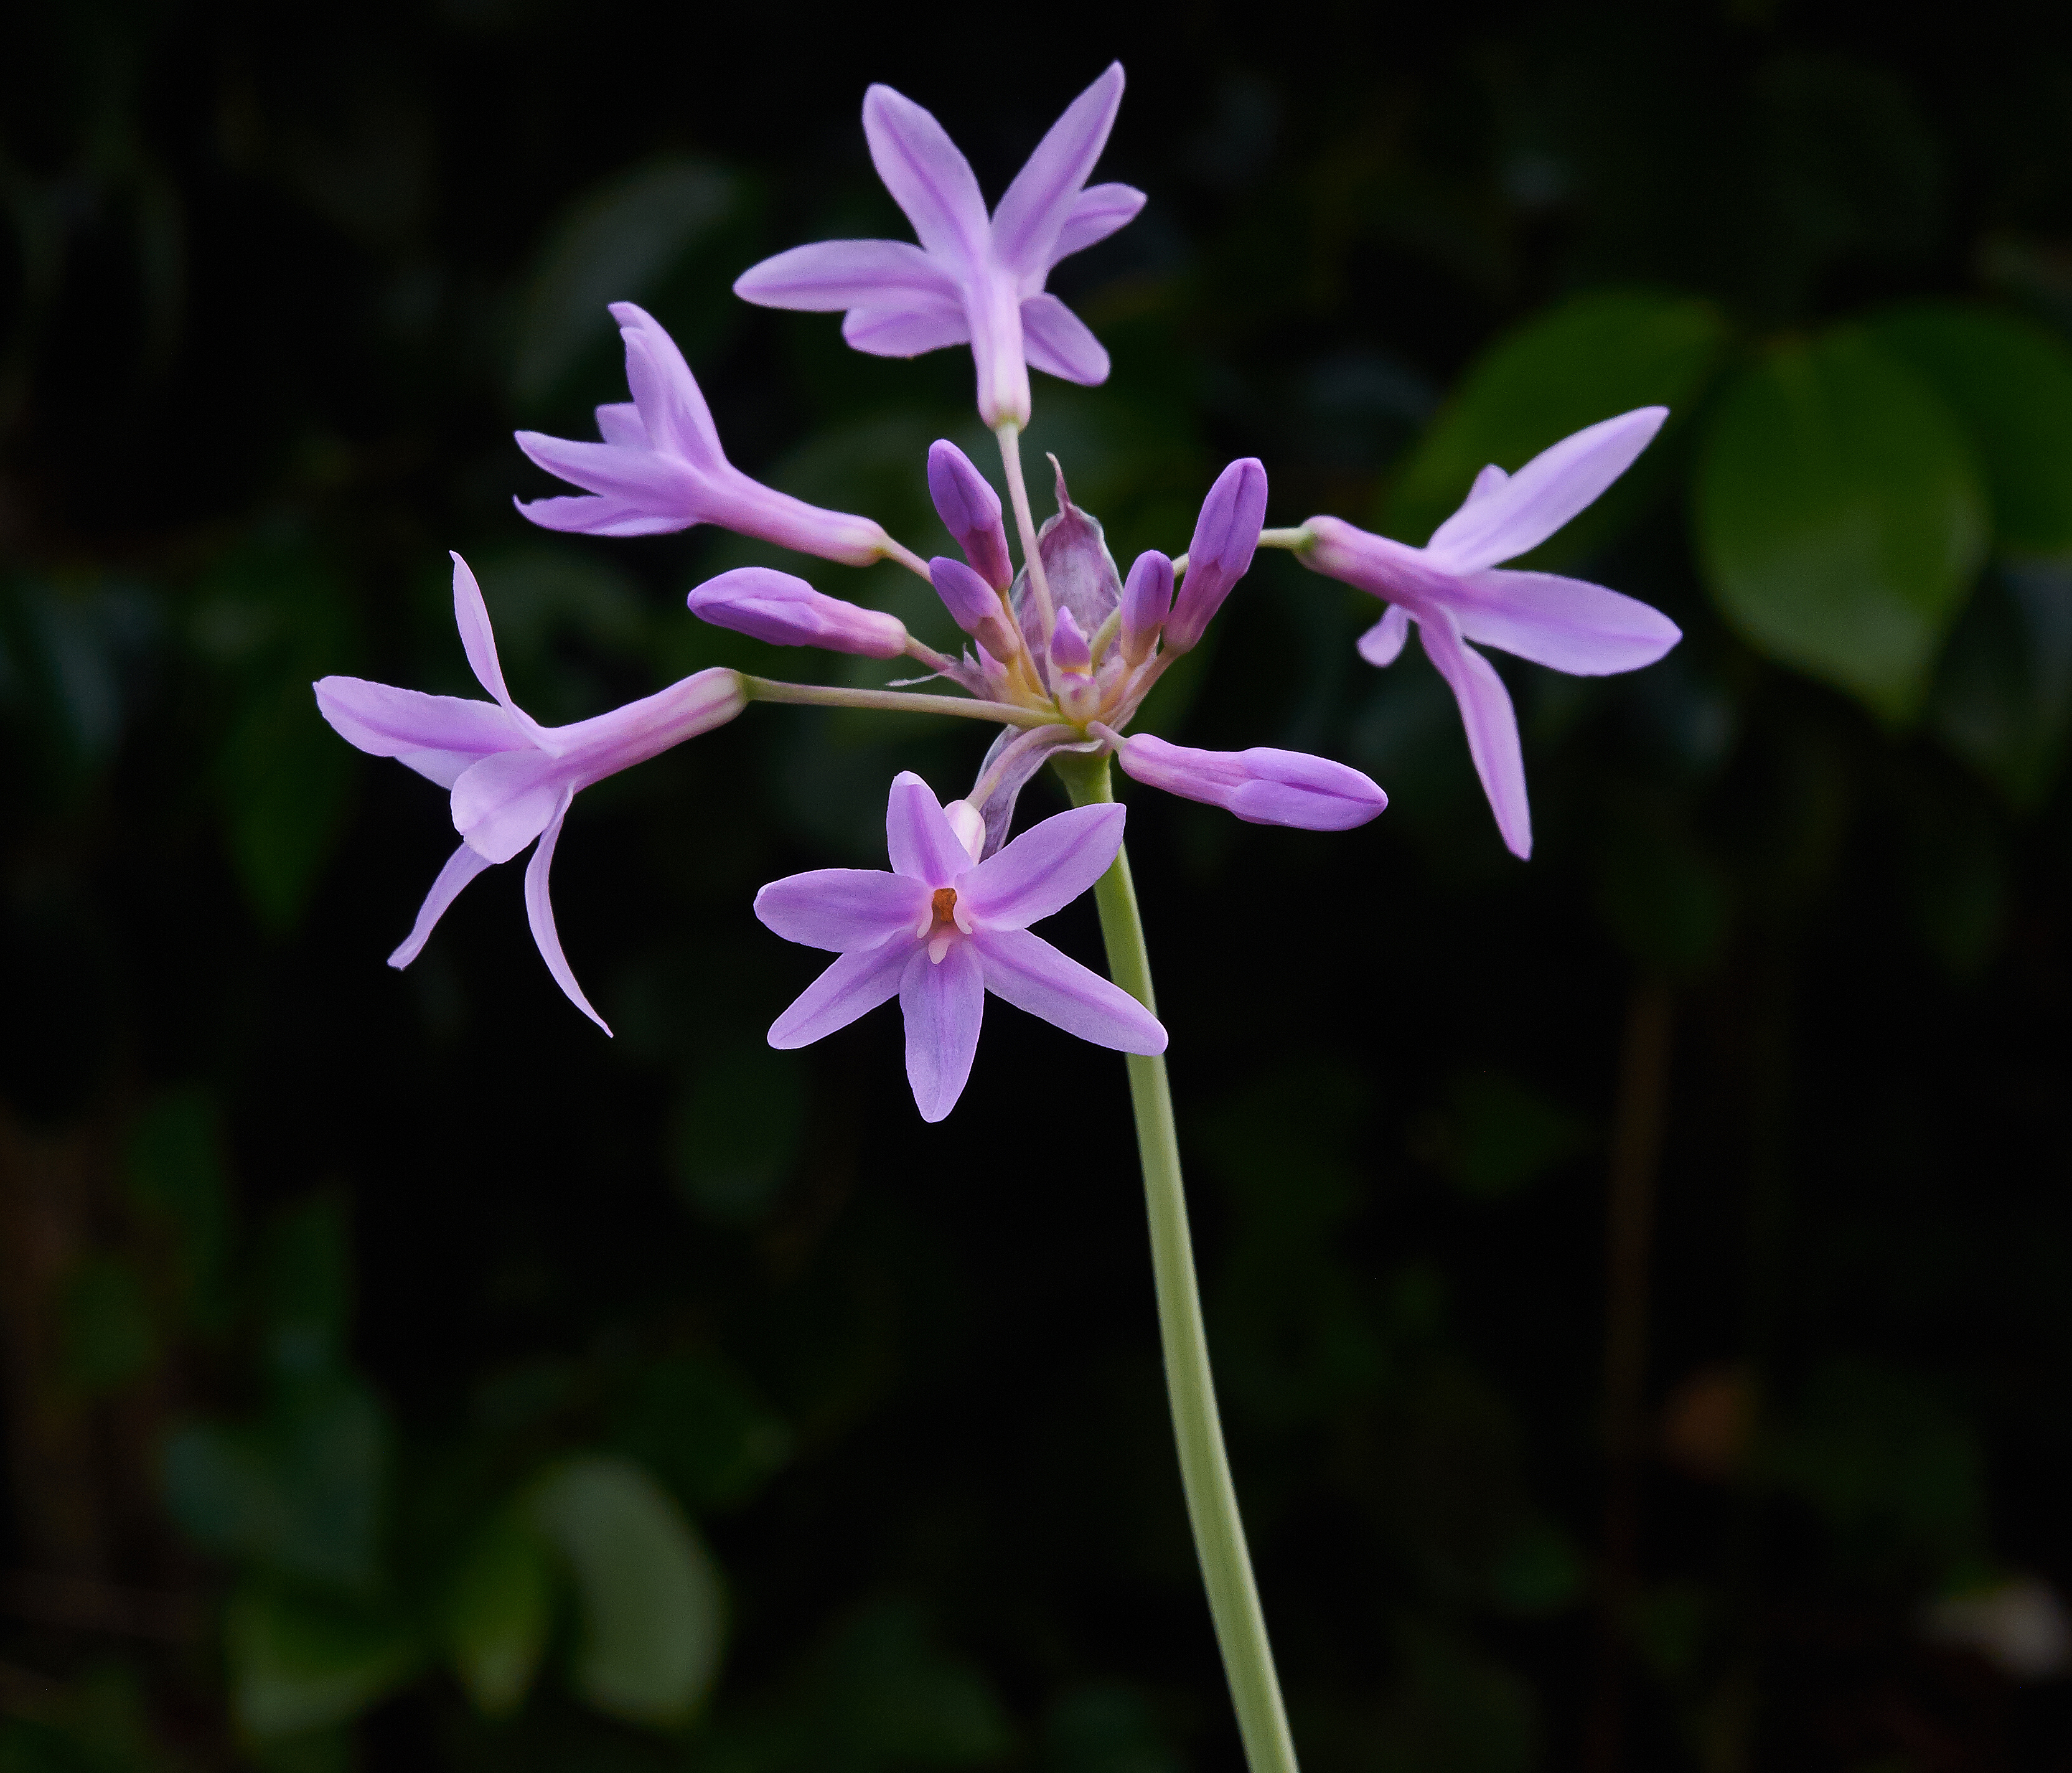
[929,557,1022,664]
[1049,608,1100,720]
[942,799,986,863]
[1163,458,1268,654]
[1107,731,1386,830]
[1120,550,1173,665]
[687,567,907,658]
[927,441,1013,591]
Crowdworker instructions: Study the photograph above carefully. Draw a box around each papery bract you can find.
[687,566,909,657]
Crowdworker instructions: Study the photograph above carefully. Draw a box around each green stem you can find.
[741,676,1054,728]
[1055,753,1300,1773]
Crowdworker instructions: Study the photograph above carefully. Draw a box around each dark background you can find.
[6,1,2072,1767]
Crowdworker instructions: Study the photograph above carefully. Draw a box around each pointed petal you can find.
[451,749,567,864]
[610,302,726,468]
[1418,609,1532,859]
[1019,293,1109,385]
[768,933,916,1048]
[884,771,971,886]
[971,927,1165,1055]
[449,553,519,716]
[1452,569,1682,675]
[513,430,703,512]
[754,868,931,951]
[990,63,1126,278]
[1051,182,1146,263]
[314,677,523,786]
[959,802,1124,928]
[841,298,972,357]
[1423,407,1667,573]
[388,842,493,969]
[523,787,609,1033]
[1357,605,1410,667]
[595,402,647,447]
[733,238,961,311]
[513,492,691,538]
[861,84,989,268]
[1465,463,1509,504]
[899,939,985,1122]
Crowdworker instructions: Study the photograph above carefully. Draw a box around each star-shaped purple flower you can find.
[733,65,1144,429]
[315,553,745,1033]
[754,771,1166,1121]
[1299,407,1682,858]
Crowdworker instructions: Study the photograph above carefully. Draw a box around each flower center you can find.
[930,886,959,929]
[926,886,965,963]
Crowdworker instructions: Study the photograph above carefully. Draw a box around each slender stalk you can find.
[883,537,936,581]
[995,421,1057,645]
[1055,753,1300,1773]
[1255,527,1311,552]
[741,676,1054,727]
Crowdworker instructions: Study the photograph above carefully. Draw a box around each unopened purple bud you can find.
[1163,458,1268,654]
[1049,608,1099,720]
[1050,606,1093,675]
[1109,731,1387,830]
[927,441,1013,591]
[929,556,1021,664]
[687,567,908,658]
[1120,550,1173,665]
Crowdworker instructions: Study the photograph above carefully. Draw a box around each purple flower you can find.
[513,302,894,566]
[733,66,1143,428]
[1300,408,1681,859]
[1165,458,1268,654]
[755,771,1166,1121]
[928,555,1021,664]
[315,553,745,1033]
[1099,730,1388,831]
[927,440,1013,590]
[1120,550,1173,665]
[687,567,909,657]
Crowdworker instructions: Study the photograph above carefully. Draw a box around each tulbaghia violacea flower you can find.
[514,302,899,567]
[733,66,1143,428]
[1094,730,1388,830]
[1296,407,1682,858]
[687,567,910,657]
[315,553,744,1033]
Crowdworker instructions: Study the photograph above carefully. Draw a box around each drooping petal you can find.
[1450,569,1682,675]
[524,786,611,1035]
[1422,407,1667,574]
[733,238,962,311]
[1018,293,1109,385]
[314,677,525,786]
[1356,604,1410,667]
[970,926,1166,1055]
[767,933,916,1048]
[512,492,691,538]
[512,431,705,513]
[1050,182,1146,264]
[899,939,985,1122]
[884,771,973,886]
[861,84,990,270]
[451,749,568,864]
[959,802,1125,928]
[990,63,1127,279]
[754,868,931,952]
[841,299,972,358]
[387,842,493,969]
[1417,608,1532,859]
[610,302,726,469]
[594,402,647,447]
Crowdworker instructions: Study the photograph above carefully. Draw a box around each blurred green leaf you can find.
[59,1256,157,1396]
[670,1050,807,1225]
[441,1508,554,1719]
[221,677,354,934]
[1863,300,2072,554]
[1041,1685,1178,1773]
[1374,1624,1537,1773]
[1932,560,2072,808]
[226,1584,420,1739]
[260,1195,353,1376]
[1592,812,1731,979]
[1696,329,1987,720]
[612,1354,792,1512]
[528,1455,725,1728]
[1426,1070,1587,1199]
[1383,289,1728,557]
[124,1088,233,1331]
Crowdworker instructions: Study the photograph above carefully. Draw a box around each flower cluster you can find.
[317,65,1679,1118]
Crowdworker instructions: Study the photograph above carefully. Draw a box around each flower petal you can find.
[733,238,960,311]
[1357,605,1410,667]
[1110,735,1386,831]
[959,802,1124,928]
[861,84,989,269]
[899,939,985,1122]
[1451,569,1682,675]
[610,302,726,469]
[754,868,930,951]
[524,786,611,1035]
[513,492,691,538]
[546,667,747,777]
[841,299,972,358]
[1417,608,1532,859]
[1423,407,1667,574]
[990,63,1126,278]
[767,933,916,1048]
[512,431,704,512]
[971,927,1166,1055]
[314,677,523,786]
[451,749,567,864]
[594,402,647,447]
[450,553,520,718]
[1051,182,1146,263]
[1019,293,1109,385]
[387,842,492,969]
[884,771,972,886]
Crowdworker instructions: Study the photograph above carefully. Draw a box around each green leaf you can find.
[58,1254,157,1396]
[1383,289,1729,558]
[226,1584,420,1739]
[1863,300,2072,554]
[1695,329,1987,720]
[671,1051,807,1225]
[1931,561,2072,807]
[441,1508,555,1719]
[527,1456,726,1728]
[220,677,354,934]
[124,1088,233,1331]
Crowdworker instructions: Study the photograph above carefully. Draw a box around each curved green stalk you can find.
[1054,752,1300,1773]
